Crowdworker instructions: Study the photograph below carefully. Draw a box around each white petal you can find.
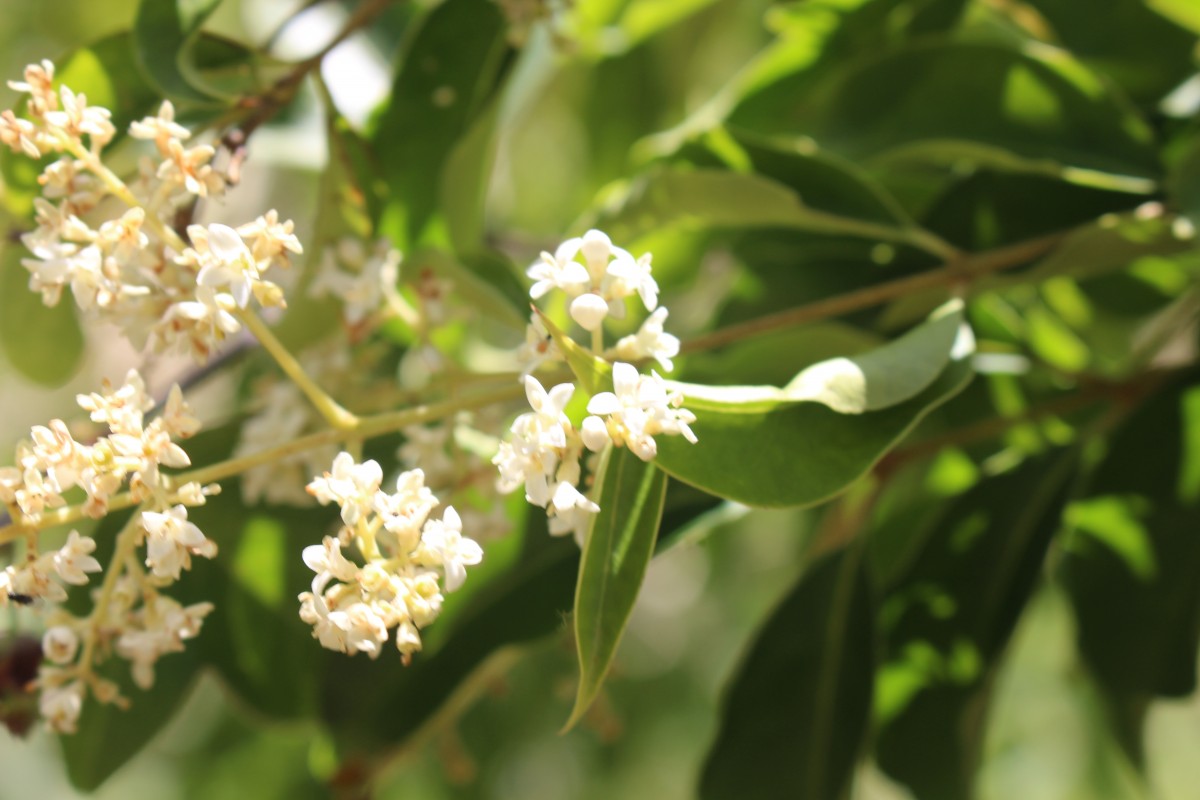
[569,293,609,331]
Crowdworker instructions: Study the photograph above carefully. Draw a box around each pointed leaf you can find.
[564,446,668,730]
[656,354,973,507]
[700,544,875,800]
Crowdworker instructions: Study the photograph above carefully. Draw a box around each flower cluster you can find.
[300,453,483,662]
[0,371,217,733]
[309,238,402,328]
[1,370,204,522]
[494,230,697,542]
[2,61,301,362]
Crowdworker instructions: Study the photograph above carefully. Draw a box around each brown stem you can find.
[680,230,1069,355]
[221,0,397,183]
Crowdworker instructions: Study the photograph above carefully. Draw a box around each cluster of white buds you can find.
[2,61,302,362]
[0,371,218,733]
[309,238,402,327]
[494,230,697,542]
[300,453,483,662]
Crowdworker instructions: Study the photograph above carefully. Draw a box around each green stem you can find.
[238,310,360,431]
[76,508,146,685]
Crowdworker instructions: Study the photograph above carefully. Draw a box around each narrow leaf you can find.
[564,446,669,731]
[700,544,875,800]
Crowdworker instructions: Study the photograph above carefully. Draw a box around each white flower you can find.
[39,680,84,734]
[303,536,359,591]
[42,626,79,665]
[569,292,611,331]
[527,241,589,299]
[141,505,217,580]
[192,223,259,308]
[418,507,482,592]
[308,453,385,527]
[129,101,190,147]
[116,597,213,688]
[586,362,697,461]
[610,306,679,371]
[53,531,102,585]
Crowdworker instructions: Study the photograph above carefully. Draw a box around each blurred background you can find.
[1,1,1199,798]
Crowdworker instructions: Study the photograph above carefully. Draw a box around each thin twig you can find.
[680,230,1069,355]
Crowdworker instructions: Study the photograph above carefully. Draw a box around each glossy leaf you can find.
[700,544,875,800]
[655,335,974,507]
[873,451,1078,800]
[373,0,514,250]
[0,242,84,385]
[565,445,668,730]
[133,0,226,105]
[1060,377,1200,762]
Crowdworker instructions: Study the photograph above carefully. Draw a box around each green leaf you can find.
[654,324,975,507]
[732,41,1160,191]
[133,0,227,106]
[373,0,514,249]
[564,445,668,731]
[1149,0,1200,33]
[700,543,875,800]
[1022,0,1197,105]
[63,645,203,791]
[1060,377,1200,763]
[593,167,948,255]
[872,451,1078,800]
[0,242,84,385]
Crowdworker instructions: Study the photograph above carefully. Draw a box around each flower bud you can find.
[569,292,609,331]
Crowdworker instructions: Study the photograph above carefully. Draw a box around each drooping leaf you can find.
[700,543,875,800]
[133,0,227,106]
[872,451,1078,800]
[373,0,515,250]
[0,242,84,386]
[565,445,668,730]
[654,336,974,507]
[1059,376,1200,763]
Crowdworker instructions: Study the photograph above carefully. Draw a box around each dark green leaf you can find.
[1060,376,1200,763]
[565,445,668,730]
[655,351,973,507]
[133,0,227,105]
[700,543,875,800]
[873,451,1078,800]
[1024,0,1197,104]
[0,243,84,386]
